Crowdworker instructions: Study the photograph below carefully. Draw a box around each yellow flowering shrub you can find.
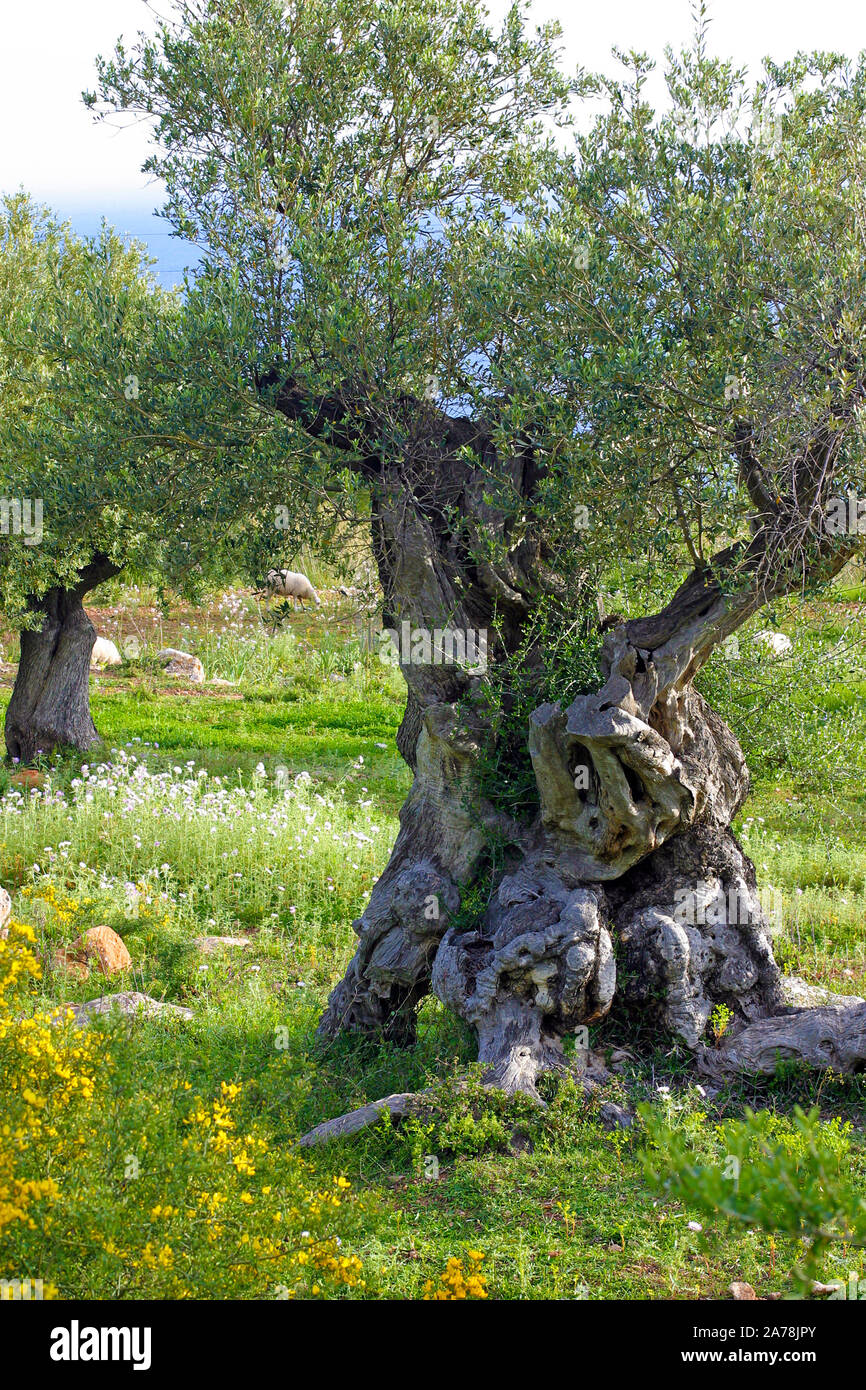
[0,922,103,1243]
[0,920,365,1299]
[423,1251,488,1300]
[20,882,82,929]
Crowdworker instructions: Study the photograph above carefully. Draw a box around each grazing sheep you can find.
[264,569,321,609]
[753,629,793,656]
[90,636,122,669]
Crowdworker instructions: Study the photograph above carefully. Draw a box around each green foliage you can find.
[0,194,303,620]
[465,598,603,823]
[0,194,161,620]
[709,1003,734,1042]
[640,1102,866,1292]
[78,0,866,672]
[90,0,568,386]
[446,875,498,941]
[379,1068,535,1172]
[84,0,572,573]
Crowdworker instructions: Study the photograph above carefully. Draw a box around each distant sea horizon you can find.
[28,194,201,290]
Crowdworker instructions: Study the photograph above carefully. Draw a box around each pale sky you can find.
[1,0,863,281]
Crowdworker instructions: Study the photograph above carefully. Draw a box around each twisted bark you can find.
[699,997,866,1078]
[316,532,795,1099]
[266,375,861,1140]
[5,555,118,762]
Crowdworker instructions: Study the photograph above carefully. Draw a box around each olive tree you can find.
[90,0,866,1120]
[0,194,294,759]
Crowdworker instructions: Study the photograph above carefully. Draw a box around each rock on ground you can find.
[783,974,864,1009]
[194,934,251,954]
[157,648,205,682]
[57,992,194,1027]
[10,770,46,790]
[55,925,132,978]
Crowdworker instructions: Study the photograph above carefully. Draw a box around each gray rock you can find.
[157,648,205,682]
[782,974,864,1009]
[58,992,194,1027]
[194,935,251,954]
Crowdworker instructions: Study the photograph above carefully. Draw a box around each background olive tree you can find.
[0,193,301,759]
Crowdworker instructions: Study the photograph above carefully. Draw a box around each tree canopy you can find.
[0,192,303,630]
[84,0,865,632]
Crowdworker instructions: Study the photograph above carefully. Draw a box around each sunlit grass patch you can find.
[0,584,864,1300]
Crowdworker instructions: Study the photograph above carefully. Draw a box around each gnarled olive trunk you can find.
[267,381,864,1122]
[318,517,786,1097]
[5,556,117,763]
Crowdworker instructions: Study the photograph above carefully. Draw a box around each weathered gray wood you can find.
[700,1002,866,1078]
[432,868,615,1099]
[297,1093,420,1147]
[609,825,784,1047]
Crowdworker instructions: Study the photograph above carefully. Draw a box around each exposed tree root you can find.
[297,1092,422,1148]
[299,986,866,1148]
[699,997,866,1079]
[295,1049,628,1148]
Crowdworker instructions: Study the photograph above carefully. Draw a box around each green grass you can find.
[1,584,865,1300]
[88,688,410,807]
[0,664,412,814]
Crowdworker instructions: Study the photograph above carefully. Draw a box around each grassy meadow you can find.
[1,578,865,1301]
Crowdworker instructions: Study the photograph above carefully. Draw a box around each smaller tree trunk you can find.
[5,558,117,762]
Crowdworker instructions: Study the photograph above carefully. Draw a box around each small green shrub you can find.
[640,1102,865,1292]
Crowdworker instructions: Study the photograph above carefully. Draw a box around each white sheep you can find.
[264,569,321,609]
[90,636,122,668]
[753,629,793,657]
